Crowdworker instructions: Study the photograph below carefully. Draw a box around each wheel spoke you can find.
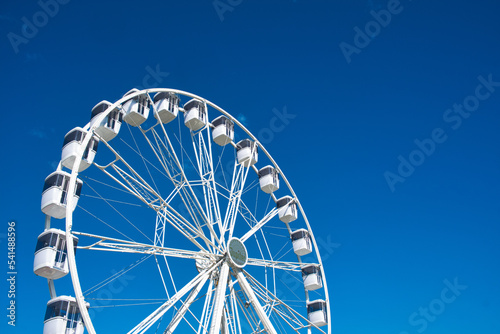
[191,127,223,248]
[245,258,303,272]
[197,280,215,334]
[127,259,220,334]
[240,207,279,242]
[233,267,278,334]
[73,231,220,262]
[208,262,230,334]
[228,279,243,334]
[163,276,207,334]
[221,158,252,244]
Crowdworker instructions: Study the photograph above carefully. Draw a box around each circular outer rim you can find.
[62,88,331,334]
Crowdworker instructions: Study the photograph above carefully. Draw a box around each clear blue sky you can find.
[1,0,500,333]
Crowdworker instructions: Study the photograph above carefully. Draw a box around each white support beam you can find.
[163,277,207,334]
[245,258,302,272]
[209,262,230,334]
[240,207,279,242]
[128,262,217,334]
[234,268,278,334]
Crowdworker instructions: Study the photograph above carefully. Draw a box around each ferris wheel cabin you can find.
[153,91,179,124]
[307,299,328,327]
[122,88,151,126]
[90,100,123,141]
[34,229,78,280]
[236,139,258,167]
[258,165,279,193]
[302,264,323,291]
[43,296,88,334]
[61,127,99,172]
[41,171,83,219]
[276,195,298,223]
[211,115,234,146]
[184,99,207,131]
[290,228,312,256]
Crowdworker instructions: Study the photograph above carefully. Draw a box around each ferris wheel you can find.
[35,88,331,334]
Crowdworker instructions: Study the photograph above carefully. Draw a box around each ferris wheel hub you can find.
[227,237,248,269]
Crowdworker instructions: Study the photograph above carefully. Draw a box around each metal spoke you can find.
[74,231,220,262]
[233,268,278,334]
[163,277,207,334]
[240,207,279,242]
[127,260,220,334]
[245,258,303,272]
[221,159,252,244]
[197,280,215,334]
[191,127,223,248]
[208,262,230,334]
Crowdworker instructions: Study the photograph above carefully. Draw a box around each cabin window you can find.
[62,130,84,147]
[91,138,99,151]
[75,181,83,197]
[153,92,166,103]
[185,100,203,111]
[154,92,179,105]
[291,230,307,241]
[212,117,223,127]
[137,96,150,115]
[43,174,65,193]
[212,116,232,128]
[35,233,57,252]
[199,107,206,121]
[66,304,81,328]
[307,302,324,313]
[91,103,108,119]
[237,139,257,151]
[276,197,292,208]
[302,266,321,277]
[258,167,275,178]
[106,109,123,128]
[44,301,69,321]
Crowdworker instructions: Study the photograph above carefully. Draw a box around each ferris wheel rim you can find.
[54,88,331,334]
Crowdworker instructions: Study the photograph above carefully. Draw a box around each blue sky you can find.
[1,0,500,333]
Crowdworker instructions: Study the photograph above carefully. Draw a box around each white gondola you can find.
[34,229,78,280]
[258,165,279,193]
[41,171,83,219]
[89,100,123,141]
[153,91,179,124]
[236,139,258,167]
[211,115,234,146]
[307,299,328,327]
[183,99,207,131]
[61,127,99,172]
[291,228,312,256]
[43,296,88,334]
[302,264,323,291]
[122,88,150,126]
[276,195,297,223]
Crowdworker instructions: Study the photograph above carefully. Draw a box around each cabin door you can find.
[54,238,67,269]
[65,304,80,334]
[60,176,69,205]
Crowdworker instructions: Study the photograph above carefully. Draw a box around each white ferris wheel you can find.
[35,88,331,334]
